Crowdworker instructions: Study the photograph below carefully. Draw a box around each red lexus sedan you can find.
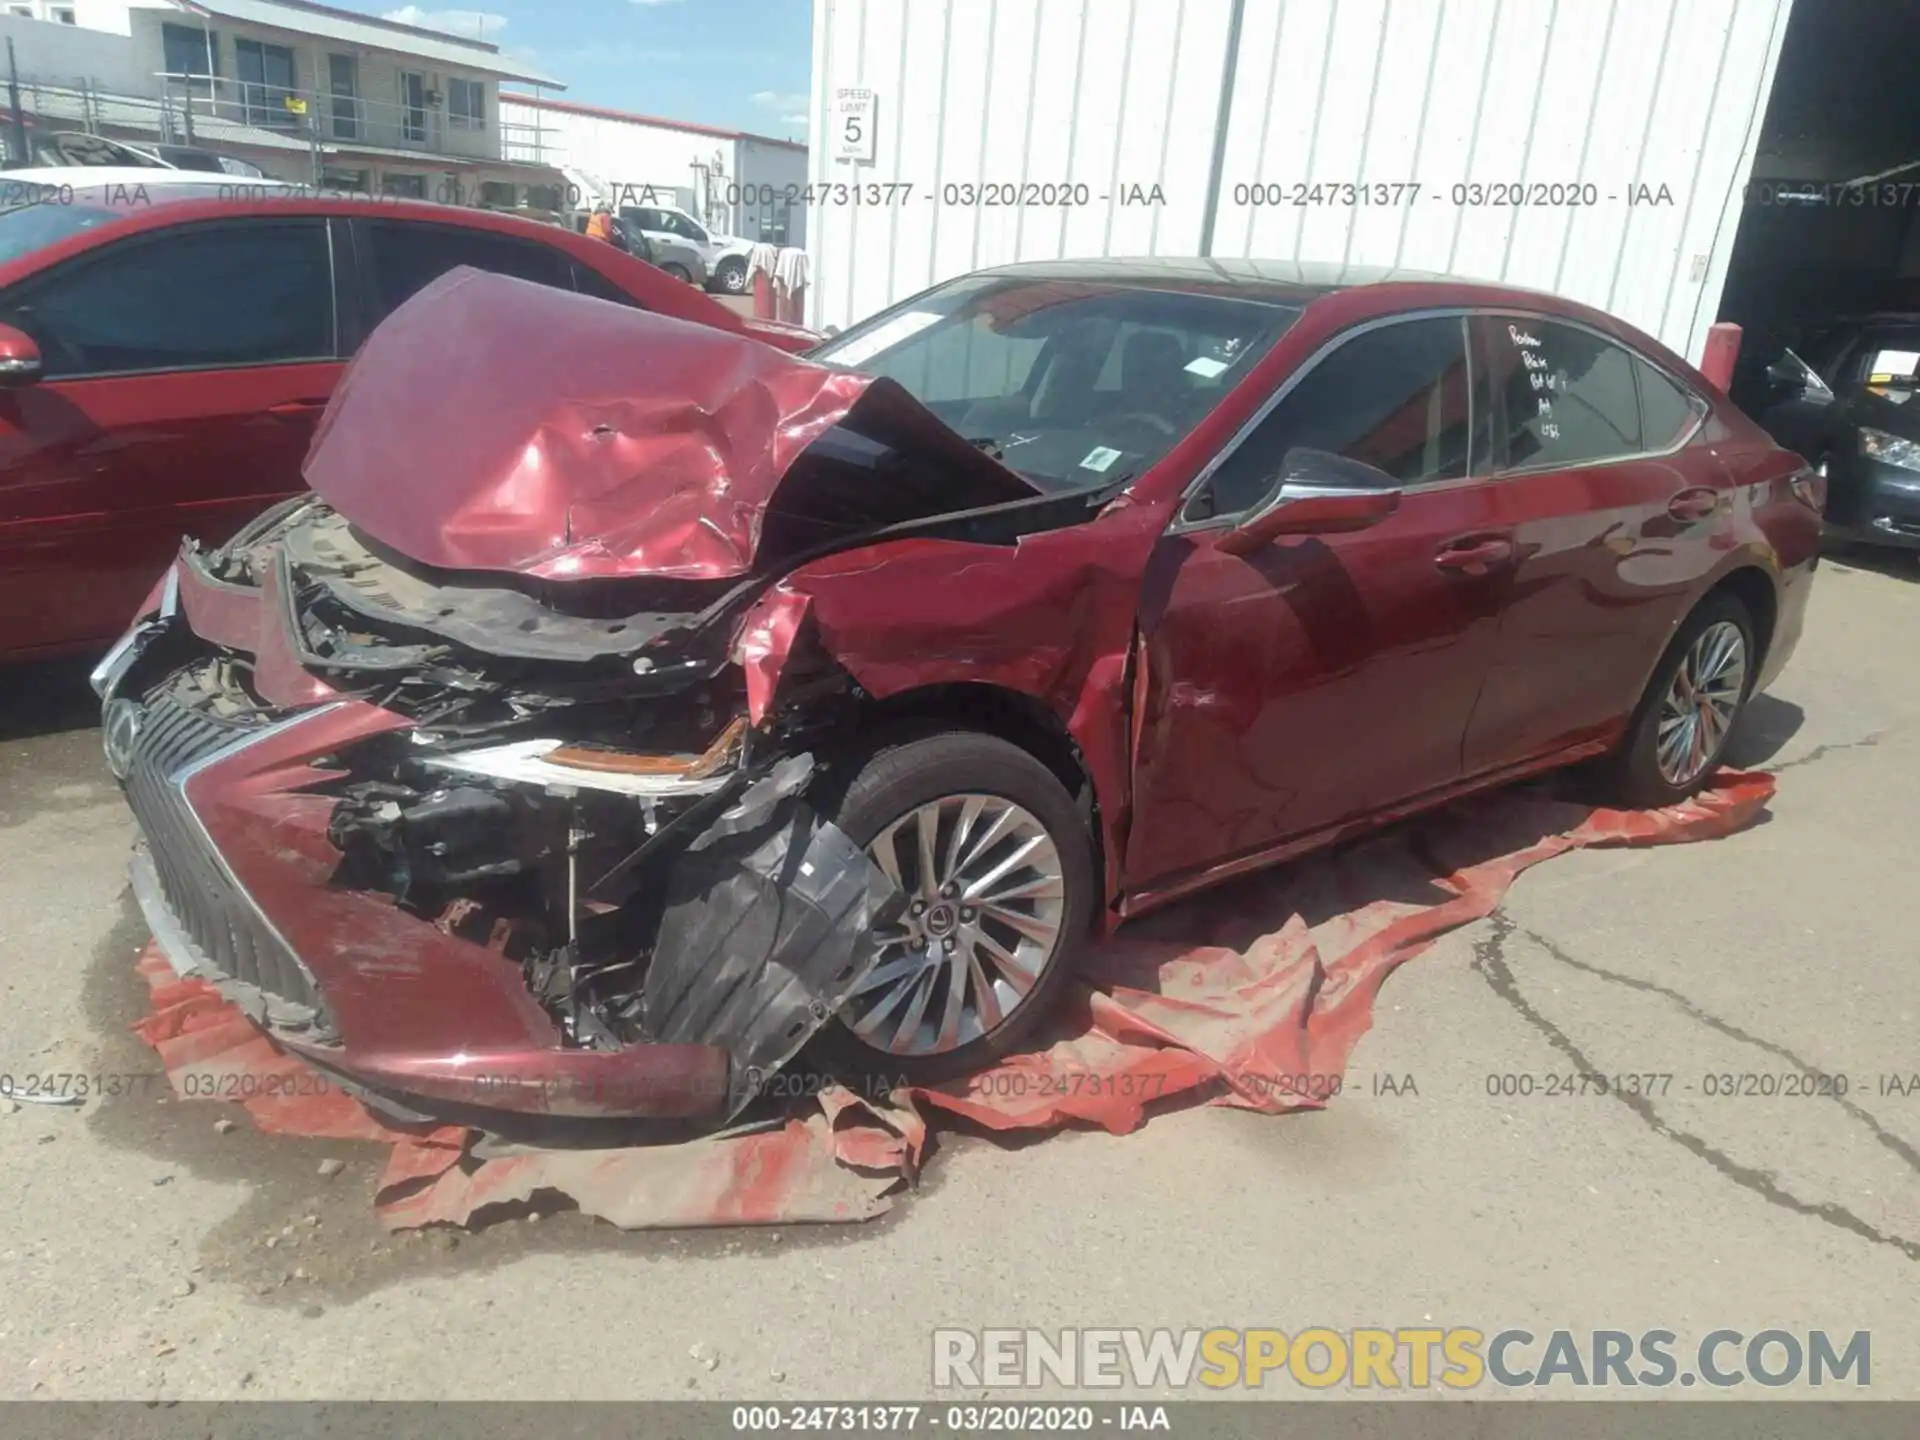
[0,184,815,662]
[95,260,1821,1125]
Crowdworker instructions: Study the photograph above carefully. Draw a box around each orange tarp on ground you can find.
[131,769,1775,1230]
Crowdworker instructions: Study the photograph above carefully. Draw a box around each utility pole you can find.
[6,40,28,169]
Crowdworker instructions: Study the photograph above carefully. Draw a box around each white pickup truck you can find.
[615,201,757,294]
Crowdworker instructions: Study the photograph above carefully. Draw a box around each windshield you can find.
[0,201,140,266]
[810,274,1301,490]
[36,134,159,168]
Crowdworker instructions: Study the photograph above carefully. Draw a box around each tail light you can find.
[1790,469,1826,514]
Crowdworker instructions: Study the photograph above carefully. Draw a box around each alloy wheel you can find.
[844,793,1066,1056]
[1654,620,1747,786]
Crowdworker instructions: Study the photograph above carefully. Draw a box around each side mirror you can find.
[0,324,41,387]
[1764,349,1832,405]
[1218,448,1401,556]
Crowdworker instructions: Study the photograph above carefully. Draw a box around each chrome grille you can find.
[125,698,331,1033]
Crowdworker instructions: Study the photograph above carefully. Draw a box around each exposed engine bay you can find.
[123,497,891,1121]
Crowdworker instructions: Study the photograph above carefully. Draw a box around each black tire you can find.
[663,262,693,284]
[1600,592,1757,809]
[713,258,748,294]
[808,727,1096,1086]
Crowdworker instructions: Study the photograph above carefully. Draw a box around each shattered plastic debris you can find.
[129,769,1773,1231]
[647,798,902,1120]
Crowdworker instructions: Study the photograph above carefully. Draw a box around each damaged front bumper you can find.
[105,535,900,1126]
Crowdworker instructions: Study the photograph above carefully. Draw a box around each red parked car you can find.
[95,260,1820,1125]
[0,184,815,661]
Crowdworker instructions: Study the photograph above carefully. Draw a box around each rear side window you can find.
[1196,315,1473,518]
[1479,316,1642,470]
[1636,360,1705,449]
[356,220,574,327]
[5,219,333,377]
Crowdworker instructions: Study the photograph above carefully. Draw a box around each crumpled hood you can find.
[302,267,1035,581]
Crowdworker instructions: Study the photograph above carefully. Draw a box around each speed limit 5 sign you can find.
[832,87,877,163]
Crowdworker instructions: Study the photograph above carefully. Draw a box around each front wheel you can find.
[713,258,748,294]
[1602,593,1755,808]
[810,729,1095,1086]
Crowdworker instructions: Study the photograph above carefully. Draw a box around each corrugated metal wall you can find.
[807,0,1794,361]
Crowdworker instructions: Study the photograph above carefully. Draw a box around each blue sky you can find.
[336,1,813,138]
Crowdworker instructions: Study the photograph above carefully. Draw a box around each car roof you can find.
[972,256,1504,304]
[968,255,1704,390]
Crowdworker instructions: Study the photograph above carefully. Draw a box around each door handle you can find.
[266,399,328,417]
[1434,535,1515,572]
[1666,487,1720,521]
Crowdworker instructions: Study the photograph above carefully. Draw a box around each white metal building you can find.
[497,93,811,245]
[805,0,1802,360]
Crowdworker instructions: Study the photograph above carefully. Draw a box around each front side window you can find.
[571,263,637,305]
[448,77,486,131]
[812,274,1300,495]
[356,220,573,325]
[1194,315,1474,519]
[636,208,704,243]
[4,221,334,377]
[1479,315,1646,471]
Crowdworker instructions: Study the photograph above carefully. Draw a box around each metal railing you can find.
[153,70,536,160]
[0,67,560,169]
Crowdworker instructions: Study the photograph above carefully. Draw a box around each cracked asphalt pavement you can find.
[1,552,1916,1400]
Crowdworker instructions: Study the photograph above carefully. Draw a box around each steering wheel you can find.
[1101,411,1178,454]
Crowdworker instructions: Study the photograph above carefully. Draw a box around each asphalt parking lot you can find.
[2,550,1917,1402]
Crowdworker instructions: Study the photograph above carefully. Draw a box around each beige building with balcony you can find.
[0,0,569,209]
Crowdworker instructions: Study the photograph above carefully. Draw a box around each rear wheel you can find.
[1602,593,1755,808]
[662,262,693,284]
[810,729,1094,1085]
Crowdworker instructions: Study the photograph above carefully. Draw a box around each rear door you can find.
[1125,313,1512,894]
[1458,313,1718,774]
[0,216,342,656]
[345,217,578,334]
